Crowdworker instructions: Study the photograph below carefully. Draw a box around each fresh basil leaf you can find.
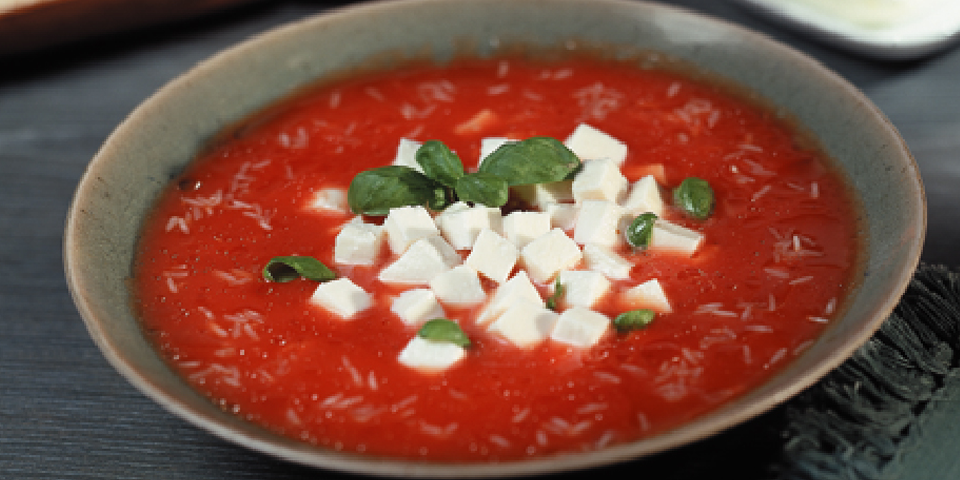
[614,309,656,332]
[427,185,455,211]
[347,166,440,216]
[626,212,658,249]
[454,172,508,207]
[673,177,715,220]
[263,256,336,283]
[416,140,465,187]
[418,318,471,347]
[478,136,581,186]
[545,276,565,311]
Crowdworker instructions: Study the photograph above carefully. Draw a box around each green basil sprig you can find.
[454,172,509,207]
[673,177,715,220]
[347,166,440,216]
[614,309,656,333]
[416,140,465,187]
[478,136,581,186]
[346,136,581,215]
[263,256,336,283]
[545,276,565,311]
[626,212,658,249]
[418,318,471,347]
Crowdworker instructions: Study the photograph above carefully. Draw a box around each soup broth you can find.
[134,55,861,461]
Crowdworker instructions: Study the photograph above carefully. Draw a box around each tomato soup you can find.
[134,55,862,461]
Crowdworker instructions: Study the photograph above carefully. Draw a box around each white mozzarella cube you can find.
[391,289,445,327]
[622,278,672,313]
[557,270,612,309]
[430,265,487,306]
[398,336,466,372]
[550,306,611,348]
[574,200,628,248]
[564,123,628,166]
[435,202,503,250]
[621,175,665,216]
[544,203,579,231]
[582,243,633,280]
[309,187,349,213]
[478,137,511,167]
[334,221,385,266]
[309,278,372,319]
[650,220,704,256]
[572,158,629,203]
[383,205,440,254]
[465,228,518,284]
[379,236,460,285]
[488,300,559,349]
[392,138,423,172]
[512,180,574,207]
[502,211,552,249]
[476,271,543,327]
[520,228,583,284]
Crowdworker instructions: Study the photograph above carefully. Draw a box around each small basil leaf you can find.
[427,185,455,211]
[416,140,465,187]
[614,309,656,333]
[347,166,440,215]
[545,276,565,311]
[454,172,509,207]
[673,177,715,220]
[263,256,336,283]
[478,136,581,186]
[626,212,658,249]
[417,318,471,347]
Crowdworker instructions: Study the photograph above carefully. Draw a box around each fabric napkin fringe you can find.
[774,264,960,480]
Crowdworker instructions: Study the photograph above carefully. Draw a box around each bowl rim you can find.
[64,0,926,477]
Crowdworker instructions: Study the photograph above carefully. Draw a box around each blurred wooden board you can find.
[0,0,259,55]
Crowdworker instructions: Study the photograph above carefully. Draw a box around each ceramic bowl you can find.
[64,0,925,477]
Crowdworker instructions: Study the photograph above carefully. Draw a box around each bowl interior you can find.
[64,0,924,477]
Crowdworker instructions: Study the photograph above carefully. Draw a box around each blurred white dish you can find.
[730,0,960,60]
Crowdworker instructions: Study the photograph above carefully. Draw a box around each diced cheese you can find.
[502,211,552,249]
[512,180,574,208]
[430,265,487,306]
[573,200,627,248]
[391,289,445,327]
[465,228,518,284]
[621,175,664,216]
[572,158,629,203]
[649,219,704,256]
[334,221,385,266]
[378,236,460,285]
[392,138,423,172]
[622,278,672,313]
[582,243,633,280]
[520,228,583,284]
[478,137,511,167]
[398,336,466,372]
[309,278,372,319]
[383,205,440,254]
[487,300,559,349]
[476,271,543,327]
[435,202,503,250]
[564,123,628,166]
[550,306,611,348]
[544,202,579,231]
[309,187,349,213]
[557,270,611,309]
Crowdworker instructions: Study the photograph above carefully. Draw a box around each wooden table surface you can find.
[2,1,958,478]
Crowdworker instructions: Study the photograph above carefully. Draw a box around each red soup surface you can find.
[134,55,862,461]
